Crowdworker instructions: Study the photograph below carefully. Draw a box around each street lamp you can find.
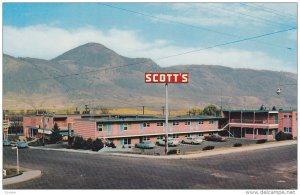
[11,146,19,174]
[276,83,297,95]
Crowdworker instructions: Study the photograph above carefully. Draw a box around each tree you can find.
[188,107,202,116]
[203,104,220,116]
[100,107,110,114]
[50,123,62,144]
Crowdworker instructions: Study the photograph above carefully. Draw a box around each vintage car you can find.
[135,141,155,149]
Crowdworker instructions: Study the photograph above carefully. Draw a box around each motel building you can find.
[222,109,297,140]
[72,116,222,145]
[22,109,297,146]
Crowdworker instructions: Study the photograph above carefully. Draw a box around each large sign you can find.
[144,72,189,83]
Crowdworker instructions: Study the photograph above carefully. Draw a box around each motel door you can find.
[274,115,278,124]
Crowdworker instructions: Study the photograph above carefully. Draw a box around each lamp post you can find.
[11,146,19,174]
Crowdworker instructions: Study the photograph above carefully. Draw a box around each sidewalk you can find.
[28,140,297,159]
[3,170,42,186]
[105,140,297,159]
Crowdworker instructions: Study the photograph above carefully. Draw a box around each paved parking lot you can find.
[117,138,260,155]
[3,144,297,189]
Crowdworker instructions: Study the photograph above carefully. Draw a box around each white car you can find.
[156,138,180,147]
[181,137,203,145]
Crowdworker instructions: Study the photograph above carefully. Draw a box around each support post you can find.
[42,112,45,146]
[267,112,269,140]
[229,111,231,138]
[241,111,242,138]
[165,83,169,155]
[16,147,19,174]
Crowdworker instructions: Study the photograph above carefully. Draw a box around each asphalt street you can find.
[3,144,297,189]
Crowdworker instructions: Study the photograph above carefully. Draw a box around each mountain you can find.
[3,42,297,111]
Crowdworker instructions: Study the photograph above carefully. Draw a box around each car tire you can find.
[182,141,185,144]
[191,142,194,145]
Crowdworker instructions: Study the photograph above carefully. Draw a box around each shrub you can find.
[256,139,267,144]
[73,137,84,149]
[28,139,44,146]
[92,138,104,151]
[233,143,242,147]
[68,136,74,146]
[275,131,293,141]
[202,146,215,150]
[107,142,116,148]
[86,138,93,150]
[167,149,180,155]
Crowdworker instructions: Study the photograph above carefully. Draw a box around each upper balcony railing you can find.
[230,119,275,124]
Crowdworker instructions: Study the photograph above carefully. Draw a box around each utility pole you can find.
[165,83,169,155]
[142,106,145,115]
[42,112,45,146]
[162,106,165,116]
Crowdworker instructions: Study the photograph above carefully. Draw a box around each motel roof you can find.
[75,116,222,123]
[222,110,279,113]
[25,113,160,118]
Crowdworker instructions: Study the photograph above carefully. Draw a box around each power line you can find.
[101,3,295,50]
[15,27,296,84]
[239,3,296,25]
[247,3,297,20]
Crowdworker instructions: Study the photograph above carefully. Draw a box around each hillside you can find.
[3,42,297,111]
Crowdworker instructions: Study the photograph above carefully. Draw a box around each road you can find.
[3,144,297,189]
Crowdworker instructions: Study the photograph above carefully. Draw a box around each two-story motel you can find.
[22,109,297,145]
[222,109,297,139]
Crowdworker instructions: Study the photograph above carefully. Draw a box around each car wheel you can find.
[182,141,185,144]
[191,142,194,145]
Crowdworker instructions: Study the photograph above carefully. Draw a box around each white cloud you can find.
[3,25,293,72]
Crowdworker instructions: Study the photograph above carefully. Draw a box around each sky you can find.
[3,2,298,73]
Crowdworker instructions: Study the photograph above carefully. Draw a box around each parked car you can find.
[204,134,226,142]
[181,137,204,145]
[135,141,155,149]
[3,140,11,146]
[156,138,180,147]
[16,141,29,149]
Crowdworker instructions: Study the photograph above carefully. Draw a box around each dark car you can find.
[204,134,226,142]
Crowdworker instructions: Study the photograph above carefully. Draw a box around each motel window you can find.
[185,134,192,137]
[97,124,103,131]
[157,122,164,126]
[209,120,214,124]
[284,115,288,118]
[143,122,150,127]
[284,127,292,133]
[173,121,179,126]
[199,121,204,124]
[289,115,292,118]
[185,121,191,126]
[143,136,150,141]
[124,138,131,145]
[170,134,179,138]
[123,123,128,131]
[198,133,204,136]
[157,136,164,140]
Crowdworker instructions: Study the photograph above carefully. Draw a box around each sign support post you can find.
[165,83,168,155]
[144,72,189,155]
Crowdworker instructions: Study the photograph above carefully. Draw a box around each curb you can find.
[29,146,98,154]
[105,140,297,159]
[28,140,297,159]
[3,170,42,185]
